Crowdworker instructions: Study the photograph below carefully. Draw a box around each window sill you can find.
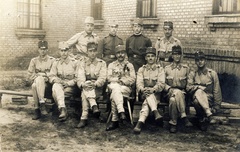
[205,14,240,31]
[15,29,46,39]
[94,20,105,29]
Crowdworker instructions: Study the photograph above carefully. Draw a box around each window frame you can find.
[212,0,240,15]
[137,0,157,18]
[91,0,103,20]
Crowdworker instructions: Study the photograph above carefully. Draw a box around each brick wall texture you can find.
[1,0,240,76]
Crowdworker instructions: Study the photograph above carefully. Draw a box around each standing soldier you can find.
[76,42,107,128]
[155,21,182,67]
[106,45,136,131]
[133,47,165,134]
[187,51,222,131]
[164,45,193,133]
[28,40,55,120]
[97,20,123,65]
[66,16,99,58]
[126,18,152,71]
[49,42,78,121]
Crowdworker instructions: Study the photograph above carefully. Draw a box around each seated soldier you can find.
[76,42,107,128]
[187,51,221,131]
[133,47,165,134]
[49,42,78,121]
[28,40,55,120]
[164,45,193,133]
[106,45,136,131]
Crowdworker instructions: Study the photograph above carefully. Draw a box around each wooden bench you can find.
[0,89,33,108]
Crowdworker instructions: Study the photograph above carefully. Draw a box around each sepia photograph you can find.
[0,0,240,151]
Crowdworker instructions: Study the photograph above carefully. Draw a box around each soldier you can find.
[49,42,78,121]
[133,47,165,134]
[66,16,99,58]
[76,42,107,128]
[28,40,55,120]
[97,19,123,65]
[126,18,152,71]
[187,51,222,131]
[155,21,182,67]
[106,45,136,131]
[164,45,193,133]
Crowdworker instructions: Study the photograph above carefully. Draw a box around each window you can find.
[91,0,102,20]
[137,0,157,18]
[17,0,41,29]
[213,0,240,14]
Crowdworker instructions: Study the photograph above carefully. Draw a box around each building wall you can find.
[0,0,240,75]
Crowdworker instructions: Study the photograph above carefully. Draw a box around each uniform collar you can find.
[83,31,94,38]
[198,67,208,75]
[163,36,175,43]
[116,60,127,66]
[60,56,70,64]
[38,55,49,62]
[109,34,116,37]
[133,32,142,36]
[145,64,157,71]
[170,63,182,70]
[86,58,98,66]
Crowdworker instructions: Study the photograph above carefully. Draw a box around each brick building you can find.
[0,0,240,101]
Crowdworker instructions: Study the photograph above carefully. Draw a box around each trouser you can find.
[168,89,187,125]
[138,94,159,123]
[32,76,51,109]
[108,83,131,121]
[81,89,97,120]
[52,83,77,109]
[192,89,212,118]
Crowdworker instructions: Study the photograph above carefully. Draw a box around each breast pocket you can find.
[166,76,173,86]
[179,76,187,88]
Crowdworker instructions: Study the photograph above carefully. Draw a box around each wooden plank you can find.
[228,117,240,123]
[221,102,240,109]
[0,90,32,97]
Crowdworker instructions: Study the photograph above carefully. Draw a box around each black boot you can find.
[59,107,68,121]
[40,103,48,115]
[169,124,177,133]
[119,112,126,120]
[183,117,193,127]
[92,105,100,118]
[106,121,119,131]
[153,110,163,126]
[133,121,143,134]
[76,119,88,128]
[32,108,41,120]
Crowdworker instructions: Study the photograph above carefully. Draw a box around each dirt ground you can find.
[0,94,240,152]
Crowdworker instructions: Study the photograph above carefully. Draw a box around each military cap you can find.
[84,16,94,24]
[172,45,182,55]
[163,20,173,29]
[115,45,126,53]
[109,19,119,27]
[132,18,143,26]
[87,42,98,51]
[145,47,156,55]
[195,51,206,60]
[58,41,69,50]
[38,40,48,49]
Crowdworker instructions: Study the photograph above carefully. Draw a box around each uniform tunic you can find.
[97,34,123,65]
[28,55,55,108]
[136,64,165,123]
[187,68,222,117]
[77,58,107,120]
[49,57,78,108]
[164,63,189,125]
[107,60,136,121]
[126,34,152,71]
[155,36,182,67]
[66,31,99,57]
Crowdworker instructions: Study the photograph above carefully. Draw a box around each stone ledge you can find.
[15,29,46,39]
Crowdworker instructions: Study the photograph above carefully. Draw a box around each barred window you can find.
[137,0,157,18]
[91,0,102,20]
[213,0,240,14]
[17,0,41,29]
